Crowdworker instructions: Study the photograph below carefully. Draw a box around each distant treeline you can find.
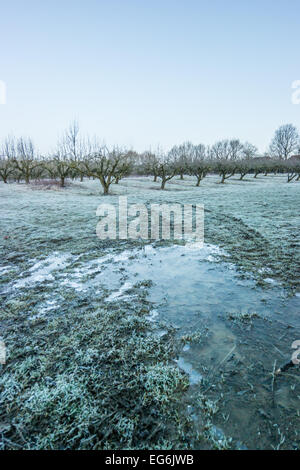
[1,122,300,194]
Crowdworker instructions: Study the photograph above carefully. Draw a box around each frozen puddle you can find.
[146,309,159,322]
[105,281,133,302]
[176,357,203,385]
[30,243,299,333]
[61,279,87,292]
[56,251,137,293]
[109,243,300,329]
[13,244,300,335]
[0,265,14,275]
[14,253,73,288]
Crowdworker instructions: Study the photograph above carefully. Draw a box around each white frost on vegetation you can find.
[146,309,159,322]
[29,299,60,320]
[14,253,73,288]
[0,265,13,275]
[105,281,133,302]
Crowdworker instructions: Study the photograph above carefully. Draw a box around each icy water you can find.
[93,243,300,449]
[3,242,299,448]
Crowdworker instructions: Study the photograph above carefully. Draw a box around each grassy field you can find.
[0,174,299,449]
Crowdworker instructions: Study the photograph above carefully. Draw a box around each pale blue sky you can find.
[0,0,299,154]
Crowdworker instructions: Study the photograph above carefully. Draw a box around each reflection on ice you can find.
[175,357,203,385]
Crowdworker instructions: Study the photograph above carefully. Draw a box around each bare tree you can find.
[228,139,244,160]
[210,140,231,160]
[170,142,194,179]
[285,157,300,182]
[142,152,160,182]
[113,149,133,183]
[233,142,258,180]
[0,137,16,183]
[58,121,95,182]
[75,146,130,195]
[269,124,299,160]
[235,159,251,180]
[63,120,82,161]
[48,153,72,187]
[212,159,237,183]
[187,144,210,186]
[13,137,40,184]
[242,142,258,160]
[252,156,272,178]
[190,159,210,186]
[157,156,177,189]
[0,157,14,183]
[49,127,88,187]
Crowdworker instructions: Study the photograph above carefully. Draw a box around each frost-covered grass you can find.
[0,175,299,449]
[0,300,192,449]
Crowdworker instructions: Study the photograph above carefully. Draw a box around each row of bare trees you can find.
[0,145,132,194]
[0,121,133,194]
[1,123,300,194]
[139,148,300,188]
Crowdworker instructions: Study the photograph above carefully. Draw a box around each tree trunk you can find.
[161,179,166,190]
[287,173,296,183]
[103,184,109,195]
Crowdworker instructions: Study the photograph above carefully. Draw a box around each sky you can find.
[0,0,300,154]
